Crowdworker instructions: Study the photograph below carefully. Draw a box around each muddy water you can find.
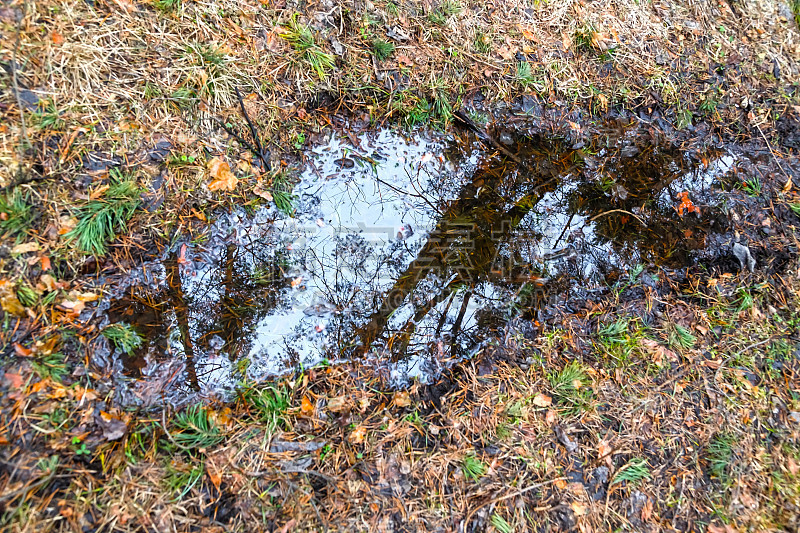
[104,125,734,400]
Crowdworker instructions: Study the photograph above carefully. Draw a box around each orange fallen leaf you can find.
[4,372,25,389]
[177,244,190,265]
[349,425,367,444]
[300,395,315,416]
[207,157,239,192]
[14,343,32,357]
[675,191,700,216]
[207,461,223,490]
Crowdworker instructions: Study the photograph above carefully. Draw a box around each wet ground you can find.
[99,120,739,402]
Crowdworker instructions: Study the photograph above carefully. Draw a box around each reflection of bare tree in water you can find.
[356,124,727,361]
[164,240,294,389]
[357,136,580,358]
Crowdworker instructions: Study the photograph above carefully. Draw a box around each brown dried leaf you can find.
[207,157,239,192]
[11,242,39,255]
[327,395,349,412]
[0,283,25,316]
[531,392,552,407]
[394,391,411,407]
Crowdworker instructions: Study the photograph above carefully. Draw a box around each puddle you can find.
[103,124,734,401]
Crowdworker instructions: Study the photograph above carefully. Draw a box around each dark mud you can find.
[100,120,741,403]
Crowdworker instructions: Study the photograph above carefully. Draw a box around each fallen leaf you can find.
[207,461,223,490]
[4,372,24,389]
[570,501,588,516]
[98,411,127,441]
[640,338,678,364]
[300,395,315,416]
[496,46,515,60]
[0,284,25,316]
[177,244,190,266]
[326,395,349,412]
[11,242,39,255]
[531,392,552,407]
[396,54,414,67]
[253,182,273,201]
[207,157,239,192]
[598,440,614,465]
[349,425,367,444]
[57,299,85,316]
[39,274,58,292]
[675,191,700,216]
[51,31,64,45]
[394,391,411,407]
[276,520,297,533]
[14,343,33,357]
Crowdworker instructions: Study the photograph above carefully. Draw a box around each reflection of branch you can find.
[454,109,521,164]
[165,251,198,390]
[589,209,646,226]
[449,289,472,346]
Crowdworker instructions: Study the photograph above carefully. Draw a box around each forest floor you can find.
[2,0,800,531]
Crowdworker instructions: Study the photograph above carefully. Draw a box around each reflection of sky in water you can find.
[246,130,454,378]
[115,130,736,394]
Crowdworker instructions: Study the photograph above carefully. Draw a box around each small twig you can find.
[463,477,568,527]
[234,87,270,169]
[214,87,272,171]
[754,122,790,181]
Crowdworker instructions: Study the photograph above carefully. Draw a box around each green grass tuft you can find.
[152,0,180,13]
[490,514,513,533]
[16,284,37,308]
[281,14,335,80]
[0,189,34,238]
[668,323,696,351]
[31,352,68,382]
[611,457,651,485]
[548,360,591,411]
[170,405,224,451]
[708,433,735,482]
[372,38,395,61]
[428,0,461,25]
[103,323,144,354]
[164,459,204,499]
[66,172,141,256]
[515,61,535,88]
[461,454,487,482]
[240,385,289,433]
